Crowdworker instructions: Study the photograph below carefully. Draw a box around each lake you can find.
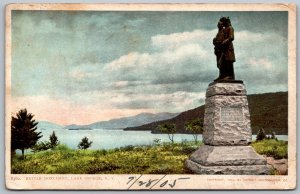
[37,128,288,150]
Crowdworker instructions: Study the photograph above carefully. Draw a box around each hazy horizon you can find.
[38,111,180,126]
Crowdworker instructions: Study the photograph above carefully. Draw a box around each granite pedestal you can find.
[185,81,271,175]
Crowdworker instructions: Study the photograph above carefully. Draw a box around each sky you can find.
[11,11,288,125]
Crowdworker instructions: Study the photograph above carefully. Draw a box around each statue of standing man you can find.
[213,17,236,81]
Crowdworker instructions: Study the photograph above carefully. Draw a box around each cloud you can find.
[151,29,214,50]
[113,91,206,112]
[53,28,287,114]
[103,30,214,87]
[247,58,273,70]
[69,69,96,80]
[235,30,267,42]
[104,52,152,71]
[11,11,288,124]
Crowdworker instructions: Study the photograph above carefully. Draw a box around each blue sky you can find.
[11,11,288,125]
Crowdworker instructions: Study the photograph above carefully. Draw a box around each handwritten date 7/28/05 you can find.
[127,175,190,189]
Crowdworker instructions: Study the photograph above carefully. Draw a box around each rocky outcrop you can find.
[266,157,288,175]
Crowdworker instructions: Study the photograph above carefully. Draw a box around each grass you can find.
[12,141,201,174]
[251,139,288,159]
[12,139,288,174]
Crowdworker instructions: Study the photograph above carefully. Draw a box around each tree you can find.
[256,128,266,141]
[158,123,176,143]
[32,131,60,152]
[185,118,203,144]
[11,109,42,159]
[49,131,59,149]
[31,141,51,153]
[78,136,93,150]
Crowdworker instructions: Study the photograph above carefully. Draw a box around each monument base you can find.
[203,82,252,146]
[185,145,272,175]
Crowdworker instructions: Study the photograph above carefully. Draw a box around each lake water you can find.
[37,128,288,150]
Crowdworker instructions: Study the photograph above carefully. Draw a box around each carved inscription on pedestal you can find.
[220,107,244,122]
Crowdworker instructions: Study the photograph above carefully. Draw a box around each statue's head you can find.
[217,20,223,29]
[219,17,231,27]
[217,17,227,29]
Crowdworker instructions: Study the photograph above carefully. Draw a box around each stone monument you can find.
[185,17,271,175]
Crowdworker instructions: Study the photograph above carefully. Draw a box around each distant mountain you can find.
[247,92,288,134]
[124,92,288,135]
[124,106,205,133]
[65,124,80,129]
[87,112,179,129]
[37,121,63,130]
[64,124,92,130]
[65,112,179,130]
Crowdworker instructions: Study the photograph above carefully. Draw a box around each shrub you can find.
[53,144,71,151]
[153,138,161,146]
[133,146,144,151]
[49,131,59,148]
[271,131,277,140]
[31,141,51,152]
[120,145,134,151]
[251,139,287,159]
[95,149,107,156]
[256,128,266,141]
[78,137,93,150]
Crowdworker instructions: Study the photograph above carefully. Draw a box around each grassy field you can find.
[251,139,288,159]
[12,141,201,174]
[11,139,287,174]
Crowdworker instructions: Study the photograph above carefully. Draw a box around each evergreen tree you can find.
[11,109,42,159]
[78,136,93,150]
[256,128,266,141]
[49,131,59,149]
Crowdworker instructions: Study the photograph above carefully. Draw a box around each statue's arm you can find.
[222,27,234,45]
[213,36,223,46]
[213,37,218,45]
[228,26,234,41]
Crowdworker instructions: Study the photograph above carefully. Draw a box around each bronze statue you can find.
[213,17,235,81]
[213,19,225,78]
